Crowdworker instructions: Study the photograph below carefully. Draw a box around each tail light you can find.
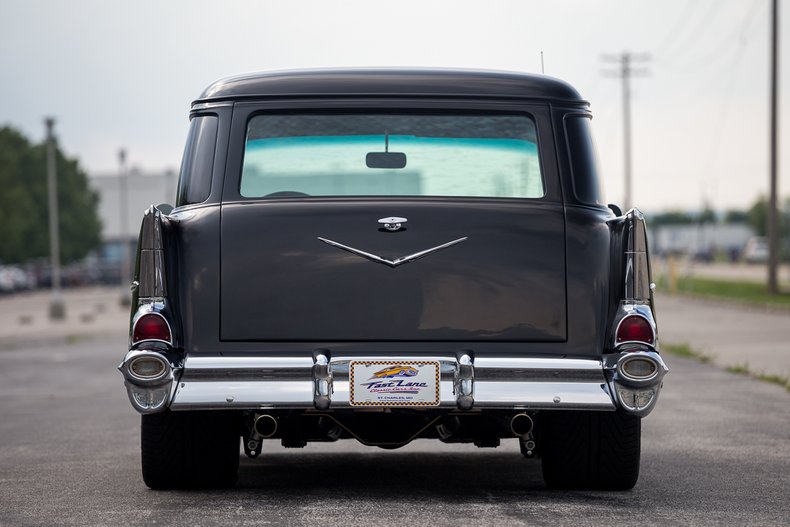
[132,313,171,344]
[616,315,654,345]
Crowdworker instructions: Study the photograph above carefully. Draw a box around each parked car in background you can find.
[742,236,769,263]
[118,69,668,491]
[0,266,15,294]
[0,265,36,294]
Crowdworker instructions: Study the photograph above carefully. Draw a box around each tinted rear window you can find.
[240,113,544,199]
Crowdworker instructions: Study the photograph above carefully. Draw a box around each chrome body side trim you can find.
[317,236,468,268]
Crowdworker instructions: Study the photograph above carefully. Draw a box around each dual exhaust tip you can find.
[509,413,533,437]
[254,412,531,440]
[253,414,278,439]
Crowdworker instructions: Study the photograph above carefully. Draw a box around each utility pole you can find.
[768,0,780,295]
[118,148,131,306]
[602,52,650,211]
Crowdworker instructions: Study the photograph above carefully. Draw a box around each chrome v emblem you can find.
[317,236,468,268]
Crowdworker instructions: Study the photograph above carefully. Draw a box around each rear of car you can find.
[118,69,667,490]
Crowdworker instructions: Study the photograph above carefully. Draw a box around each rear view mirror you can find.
[366,151,407,169]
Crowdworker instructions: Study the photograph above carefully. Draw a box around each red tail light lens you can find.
[133,314,171,344]
[616,315,654,345]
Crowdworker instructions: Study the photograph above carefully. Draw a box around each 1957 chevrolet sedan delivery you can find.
[118,68,667,490]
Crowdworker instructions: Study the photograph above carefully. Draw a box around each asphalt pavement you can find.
[0,287,788,525]
[656,293,790,378]
[0,286,128,350]
[0,333,788,526]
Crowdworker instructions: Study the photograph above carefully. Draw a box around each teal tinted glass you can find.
[240,113,543,198]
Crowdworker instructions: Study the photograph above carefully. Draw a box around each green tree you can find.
[0,126,101,264]
[747,196,790,240]
[651,210,695,227]
[724,209,749,223]
[747,198,768,237]
[698,207,717,224]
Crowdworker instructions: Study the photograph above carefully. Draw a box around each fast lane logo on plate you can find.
[361,365,427,394]
[372,365,418,379]
[350,361,440,406]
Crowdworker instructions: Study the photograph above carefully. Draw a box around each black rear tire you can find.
[539,410,641,490]
[141,410,241,490]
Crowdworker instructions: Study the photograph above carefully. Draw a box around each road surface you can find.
[1,334,789,526]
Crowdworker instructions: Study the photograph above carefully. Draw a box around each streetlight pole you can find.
[118,148,131,306]
[45,118,65,320]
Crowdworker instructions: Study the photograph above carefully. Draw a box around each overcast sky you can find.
[1,0,787,212]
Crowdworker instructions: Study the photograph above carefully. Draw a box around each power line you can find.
[659,0,765,73]
[659,0,724,58]
[703,29,750,205]
[652,0,706,52]
[601,52,650,211]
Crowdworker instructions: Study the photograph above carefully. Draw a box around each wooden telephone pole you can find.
[602,52,650,211]
[768,0,780,294]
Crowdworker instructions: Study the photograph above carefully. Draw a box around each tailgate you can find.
[220,200,566,342]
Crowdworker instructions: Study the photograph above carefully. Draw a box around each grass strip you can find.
[725,363,750,375]
[655,275,790,309]
[666,344,790,392]
[662,343,714,363]
[757,372,790,392]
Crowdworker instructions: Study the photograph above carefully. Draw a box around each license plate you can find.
[349,361,440,407]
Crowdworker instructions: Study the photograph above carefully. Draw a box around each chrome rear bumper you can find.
[119,351,667,416]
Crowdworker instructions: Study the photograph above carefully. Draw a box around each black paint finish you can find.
[220,200,566,342]
[162,69,629,359]
[197,68,585,103]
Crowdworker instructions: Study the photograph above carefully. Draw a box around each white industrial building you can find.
[87,169,177,276]
[89,169,178,242]
[649,223,755,258]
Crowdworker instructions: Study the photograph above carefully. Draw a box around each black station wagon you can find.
[118,69,668,490]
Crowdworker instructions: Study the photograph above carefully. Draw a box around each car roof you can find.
[195,68,586,104]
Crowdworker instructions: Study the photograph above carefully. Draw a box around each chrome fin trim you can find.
[623,207,653,304]
[137,205,167,299]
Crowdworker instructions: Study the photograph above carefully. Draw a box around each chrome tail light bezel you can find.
[603,350,668,417]
[610,302,659,352]
[118,349,180,414]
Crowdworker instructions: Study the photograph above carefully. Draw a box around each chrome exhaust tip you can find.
[510,413,533,437]
[253,414,278,439]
